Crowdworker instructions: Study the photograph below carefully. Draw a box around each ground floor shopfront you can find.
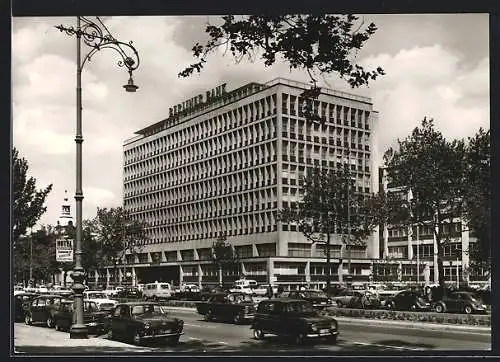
[82,257,490,290]
[90,256,373,290]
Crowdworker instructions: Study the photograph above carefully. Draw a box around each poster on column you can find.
[56,238,74,262]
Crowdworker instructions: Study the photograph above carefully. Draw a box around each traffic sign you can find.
[56,238,74,262]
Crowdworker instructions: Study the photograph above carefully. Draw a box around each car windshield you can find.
[305,291,327,298]
[84,302,98,312]
[131,304,167,316]
[287,301,316,314]
[87,292,107,299]
[99,303,115,311]
[159,284,170,289]
[234,294,253,303]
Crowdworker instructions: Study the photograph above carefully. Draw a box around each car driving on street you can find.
[252,298,339,344]
[107,302,184,346]
[433,291,488,314]
[196,292,256,324]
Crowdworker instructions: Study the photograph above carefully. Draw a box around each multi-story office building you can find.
[375,166,487,285]
[119,78,379,289]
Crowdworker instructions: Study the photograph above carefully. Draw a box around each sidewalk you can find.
[163,306,492,334]
[13,323,152,354]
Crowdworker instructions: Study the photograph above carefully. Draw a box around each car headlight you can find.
[310,324,318,332]
[331,319,338,330]
[144,323,151,329]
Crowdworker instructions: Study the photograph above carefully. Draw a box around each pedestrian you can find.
[266,285,273,299]
[277,285,284,298]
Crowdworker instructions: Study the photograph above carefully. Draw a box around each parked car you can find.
[104,286,124,298]
[83,290,119,312]
[251,298,339,344]
[196,292,256,324]
[433,291,487,314]
[14,292,38,322]
[107,302,184,345]
[24,294,70,327]
[251,284,279,297]
[53,300,109,334]
[116,286,143,299]
[385,290,431,311]
[229,285,254,295]
[142,282,173,301]
[287,290,333,310]
[330,289,361,308]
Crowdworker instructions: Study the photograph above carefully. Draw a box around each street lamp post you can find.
[55,16,140,339]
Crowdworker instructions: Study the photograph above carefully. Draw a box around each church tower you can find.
[57,190,74,232]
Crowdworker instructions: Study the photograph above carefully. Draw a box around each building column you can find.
[198,264,203,288]
[305,261,311,286]
[106,268,110,289]
[267,258,275,285]
[179,265,184,285]
[433,222,439,283]
[118,268,123,284]
[240,261,246,278]
[461,220,470,269]
[407,228,414,260]
[383,225,389,259]
[132,267,136,287]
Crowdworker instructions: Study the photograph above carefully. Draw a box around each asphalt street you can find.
[14,308,491,354]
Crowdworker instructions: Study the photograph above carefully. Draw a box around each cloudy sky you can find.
[12,14,489,228]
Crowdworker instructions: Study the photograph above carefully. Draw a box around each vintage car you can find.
[252,298,339,344]
[107,302,184,345]
[385,290,431,311]
[14,292,38,322]
[196,292,256,324]
[330,289,363,308]
[287,290,333,310]
[53,300,109,334]
[116,286,143,299]
[433,291,488,314]
[24,294,71,327]
[83,291,119,312]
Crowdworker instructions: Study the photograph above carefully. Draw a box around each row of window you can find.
[125,94,279,163]
[131,211,279,244]
[124,164,278,206]
[281,93,371,130]
[387,223,463,239]
[124,133,278,184]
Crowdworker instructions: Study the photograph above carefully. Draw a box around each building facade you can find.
[376,166,487,285]
[120,78,380,290]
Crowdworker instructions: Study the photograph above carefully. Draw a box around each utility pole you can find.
[29,228,33,284]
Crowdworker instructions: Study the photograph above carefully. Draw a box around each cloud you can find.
[12,16,489,229]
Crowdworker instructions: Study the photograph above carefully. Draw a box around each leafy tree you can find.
[12,148,52,245]
[463,128,491,265]
[86,207,148,284]
[179,15,384,89]
[383,118,468,287]
[212,233,239,287]
[280,166,375,289]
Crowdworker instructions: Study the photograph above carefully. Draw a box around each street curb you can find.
[163,306,491,334]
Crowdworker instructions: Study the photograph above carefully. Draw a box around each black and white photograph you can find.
[11,10,491,355]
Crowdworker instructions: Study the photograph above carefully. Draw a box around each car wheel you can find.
[46,317,54,328]
[464,305,473,314]
[410,304,417,311]
[386,302,394,310]
[253,328,265,340]
[204,310,213,321]
[132,331,142,346]
[294,332,306,345]
[167,335,180,345]
[107,328,114,340]
[336,301,343,308]
[233,313,242,324]
[330,334,338,344]
[54,323,60,331]
[24,314,32,325]
[152,295,157,302]
[435,304,445,313]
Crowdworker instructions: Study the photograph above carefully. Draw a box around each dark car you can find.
[116,286,143,299]
[14,292,38,322]
[385,290,431,311]
[53,300,109,334]
[330,289,363,308]
[287,290,333,310]
[200,286,227,301]
[252,298,339,344]
[107,302,184,345]
[24,294,70,327]
[196,292,256,324]
[433,291,487,314]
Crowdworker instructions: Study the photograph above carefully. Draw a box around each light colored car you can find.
[104,287,124,298]
[229,285,253,295]
[83,290,118,311]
